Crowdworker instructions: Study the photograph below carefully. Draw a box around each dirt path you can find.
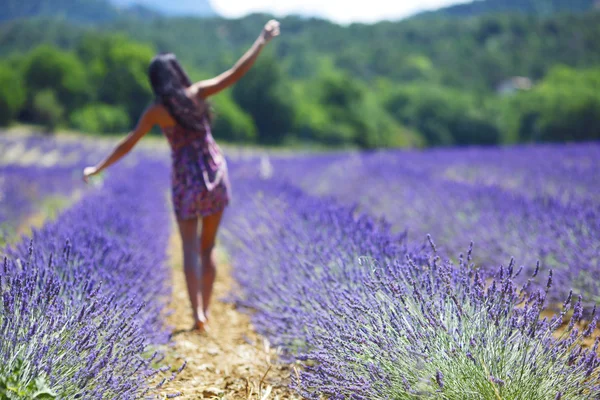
[157,231,302,400]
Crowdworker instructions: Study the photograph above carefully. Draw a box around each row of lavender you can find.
[0,134,110,243]
[0,165,84,242]
[1,153,176,398]
[222,161,600,399]
[268,142,600,308]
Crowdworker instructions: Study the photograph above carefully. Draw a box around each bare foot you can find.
[195,320,211,333]
[194,313,210,333]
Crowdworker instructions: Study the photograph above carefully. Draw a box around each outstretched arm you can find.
[192,19,280,98]
[83,104,158,182]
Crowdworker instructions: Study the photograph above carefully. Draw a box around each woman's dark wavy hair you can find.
[148,53,212,131]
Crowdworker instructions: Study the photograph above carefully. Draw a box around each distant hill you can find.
[1,0,118,23]
[0,0,214,24]
[109,0,216,17]
[423,0,599,17]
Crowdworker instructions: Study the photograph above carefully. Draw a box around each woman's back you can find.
[160,97,213,152]
[160,99,228,198]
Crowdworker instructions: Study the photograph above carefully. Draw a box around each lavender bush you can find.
[0,133,112,167]
[221,175,417,354]
[297,248,600,399]
[0,165,85,240]
[222,160,600,398]
[268,143,600,308]
[0,133,102,243]
[1,156,174,398]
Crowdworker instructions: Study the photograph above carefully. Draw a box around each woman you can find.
[83,19,280,332]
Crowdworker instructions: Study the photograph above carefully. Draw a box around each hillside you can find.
[109,0,216,16]
[1,0,119,23]
[0,0,183,23]
[0,2,599,148]
[424,0,598,17]
[2,11,599,91]
[4,0,597,26]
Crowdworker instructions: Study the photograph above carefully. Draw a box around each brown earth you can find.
[155,229,303,400]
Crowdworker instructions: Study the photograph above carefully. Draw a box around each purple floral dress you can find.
[161,105,230,220]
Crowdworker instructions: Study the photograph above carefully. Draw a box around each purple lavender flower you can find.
[1,153,173,398]
[221,149,600,398]
[435,370,444,388]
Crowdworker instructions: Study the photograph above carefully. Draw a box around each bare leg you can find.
[177,217,203,329]
[199,210,224,324]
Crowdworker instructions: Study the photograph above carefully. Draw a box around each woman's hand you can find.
[80,105,157,183]
[192,19,281,97]
[83,166,99,183]
[260,19,280,44]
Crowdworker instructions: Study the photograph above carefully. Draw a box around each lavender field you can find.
[1,133,599,398]
[0,134,114,244]
[264,143,600,307]
[1,134,180,398]
[222,142,600,398]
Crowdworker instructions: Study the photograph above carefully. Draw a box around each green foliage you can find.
[0,0,166,24]
[357,92,423,148]
[77,11,598,91]
[0,358,57,399]
[385,84,501,146]
[31,90,64,132]
[290,71,420,148]
[77,34,155,121]
[232,53,296,144]
[110,0,215,17]
[0,33,155,134]
[394,55,439,83]
[292,82,344,145]
[69,103,131,133]
[0,64,26,126]
[0,18,82,57]
[211,91,258,142]
[500,66,600,143]
[23,45,91,114]
[1,9,600,90]
[421,0,596,18]
[318,71,367,144]
[289,72,360,146]
[0,5,599,147]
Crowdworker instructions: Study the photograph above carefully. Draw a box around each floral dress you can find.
[162,111,230,220]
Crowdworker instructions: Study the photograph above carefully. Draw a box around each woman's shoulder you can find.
[146,102,176,127]
[147,101,166,114]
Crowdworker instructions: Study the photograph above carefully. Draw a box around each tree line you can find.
[0,10,599,147]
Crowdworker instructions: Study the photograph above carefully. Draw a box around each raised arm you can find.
[83,104,159,182]
[192,19,280,98]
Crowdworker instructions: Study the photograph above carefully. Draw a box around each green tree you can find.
[301,71,419,148]
[502,66,600,142]
[287,71,366,146]
[0,64,26,126]
[77,34,155,122]
[211,91,258,142]
[232,53,295,144]
[385,84,500,146]
[23,45,91,115]
[355,92,422,149]
[32,89,64,132]
[99,37,155,121]
[1,0,119,23]
[2,11,600,147]
[291,81,341,145]
[395,55,438,83]
[69,103,131,133]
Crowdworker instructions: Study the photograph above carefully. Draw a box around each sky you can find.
[210,0,471,24]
